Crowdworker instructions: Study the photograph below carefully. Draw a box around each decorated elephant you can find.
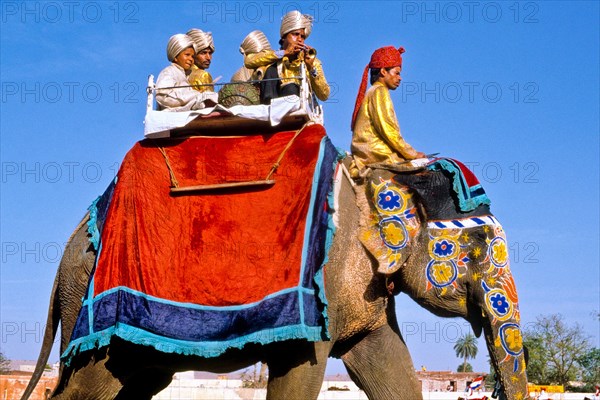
[21,132,527,400]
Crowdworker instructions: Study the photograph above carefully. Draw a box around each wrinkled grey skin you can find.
[22,172,528,400]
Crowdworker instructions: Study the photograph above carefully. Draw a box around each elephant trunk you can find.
[479,307,529,400]
[469,222,529,399]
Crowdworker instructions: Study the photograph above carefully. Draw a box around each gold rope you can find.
[158,147,179,188]
[265,121,314,181]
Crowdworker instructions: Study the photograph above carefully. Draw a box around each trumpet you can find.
[302,46,317,60]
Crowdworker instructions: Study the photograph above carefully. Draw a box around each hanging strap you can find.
[265,121,313,181]
[158,122,313,194]
[158,146,180,188]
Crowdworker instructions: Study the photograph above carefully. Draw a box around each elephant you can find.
[21,160,529,400]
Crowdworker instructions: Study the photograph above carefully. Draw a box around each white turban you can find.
[280,10,313,39]
[239,30,271,55]
[187,28,215,53]
[166,33,195,62]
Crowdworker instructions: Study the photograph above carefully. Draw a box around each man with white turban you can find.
[231,30,272,82]
[187,29,216,93]
[244,10,330,104]
[155,34,218,111]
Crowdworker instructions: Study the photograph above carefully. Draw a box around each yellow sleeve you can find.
[369,85,418,159]
[244,50,279,69]
[189,70,214,92]
[308,58,330,101]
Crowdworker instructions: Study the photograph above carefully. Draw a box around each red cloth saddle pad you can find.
[63,124,340,362]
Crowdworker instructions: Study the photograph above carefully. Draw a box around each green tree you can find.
[454,333,478,373]
[578,348,600,392]
[0,351,10,374]
[457,363,473,372]
[523,332,550,384]
[523,314,591,387]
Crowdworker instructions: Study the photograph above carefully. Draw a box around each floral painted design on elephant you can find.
[361,179,420,273]
[361,177,526,393]
[425,229,471,292]
[425,219,524,374]
[481,226,524,373]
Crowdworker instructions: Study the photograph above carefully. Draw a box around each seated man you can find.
[155,34,217,111]
[350,46,425,174]
[244,10,329,104]
[231,30,272,82]
[186,29,216,93]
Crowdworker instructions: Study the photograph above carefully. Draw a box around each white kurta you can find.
[155,63,217,111]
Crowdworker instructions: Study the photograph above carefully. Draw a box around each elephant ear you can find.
[356,170,420,276]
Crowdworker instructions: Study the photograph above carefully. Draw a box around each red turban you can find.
[351,46,405,130]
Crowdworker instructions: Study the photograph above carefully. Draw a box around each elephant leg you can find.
[265,341,330,400]
[114,368,173,400]
[341,324,423,400]
[51,359,123,400]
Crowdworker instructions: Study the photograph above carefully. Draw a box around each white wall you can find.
[153,378,595,400]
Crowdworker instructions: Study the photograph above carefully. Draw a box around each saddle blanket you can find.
[62,124,341,363]
[427,157,491,212]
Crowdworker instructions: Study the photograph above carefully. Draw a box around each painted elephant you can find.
[22,163,528,400]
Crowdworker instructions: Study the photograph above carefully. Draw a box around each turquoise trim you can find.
[299,137,339,340]
[299,138,328,331]
[86,177,117,251]
[62,322,324,364]
[86,196,101,251]
[316,152,344,336]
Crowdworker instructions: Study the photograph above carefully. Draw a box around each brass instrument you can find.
[284,46,316,68]
[304,46,317,60]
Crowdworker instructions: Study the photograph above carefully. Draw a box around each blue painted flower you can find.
[490,293,509,315]
[434,240,455,257]
[377,190,401,210]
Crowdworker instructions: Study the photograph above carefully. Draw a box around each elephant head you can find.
[357,168,528,399]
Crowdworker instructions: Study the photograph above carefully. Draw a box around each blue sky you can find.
[1,1,598,376]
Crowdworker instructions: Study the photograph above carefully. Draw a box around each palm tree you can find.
[454,333,478,372]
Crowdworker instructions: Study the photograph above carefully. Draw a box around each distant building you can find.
[2,360,488,400]
[416,370,487,393]
[1,360,59,400]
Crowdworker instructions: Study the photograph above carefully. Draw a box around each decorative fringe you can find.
[62,323,324,366]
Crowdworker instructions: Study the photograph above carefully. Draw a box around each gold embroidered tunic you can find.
[351,82,419,171]
[188,65,214,92]
[244,50,330,101]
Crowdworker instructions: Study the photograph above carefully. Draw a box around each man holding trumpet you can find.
[245,10,330,104]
